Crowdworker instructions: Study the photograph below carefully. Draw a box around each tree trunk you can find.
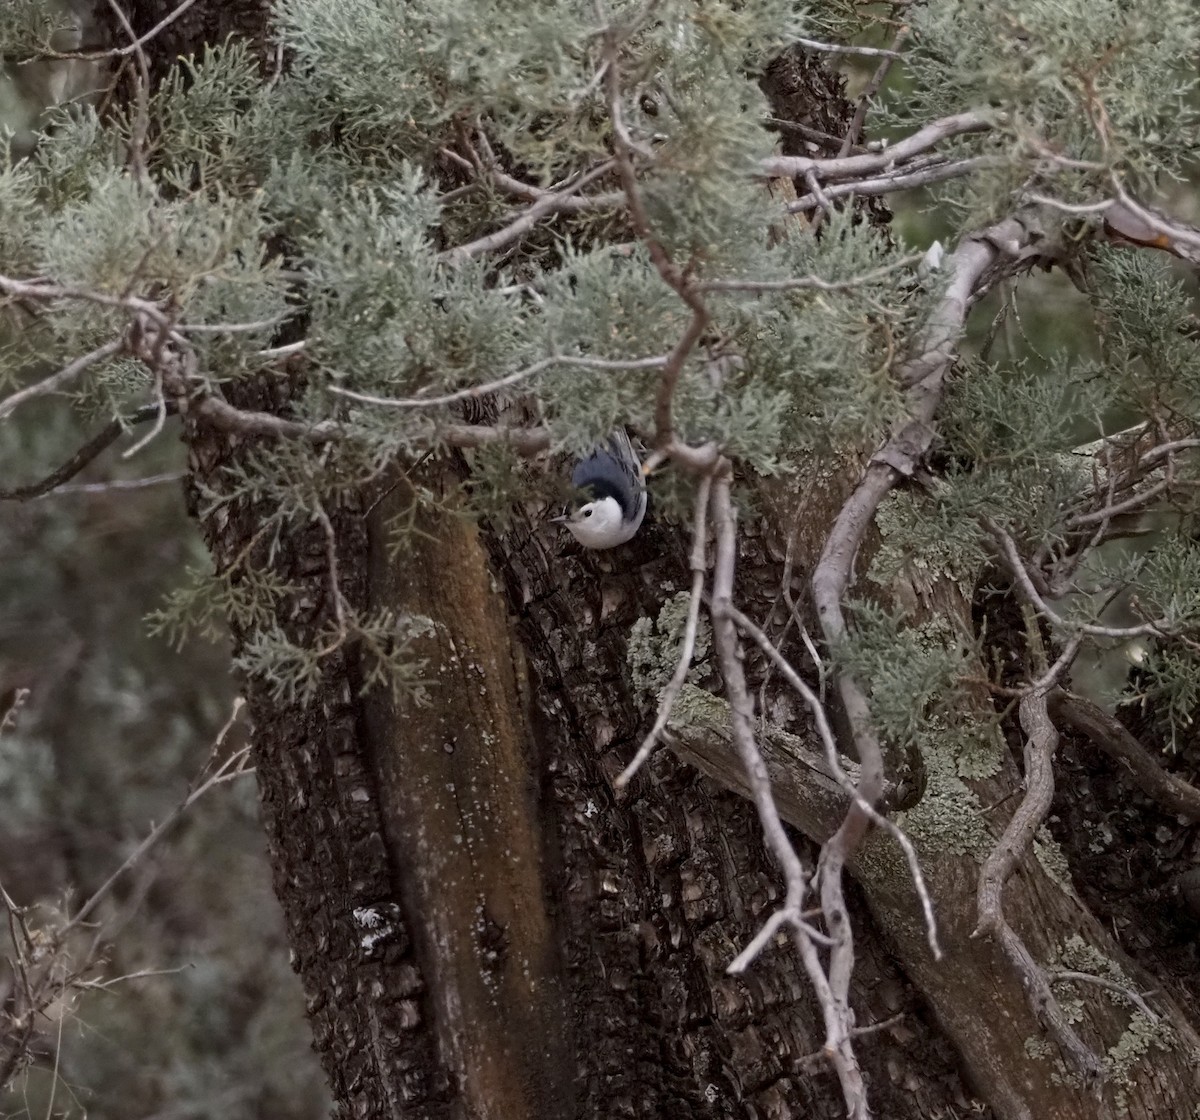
[98,3,1200,1118]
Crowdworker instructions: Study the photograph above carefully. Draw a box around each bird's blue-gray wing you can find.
[571,430,645,521]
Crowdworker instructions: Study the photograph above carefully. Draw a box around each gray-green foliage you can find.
[2,1,1199,729]
[905,0,1200,214]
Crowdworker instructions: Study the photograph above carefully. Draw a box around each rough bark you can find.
[479,494,986,1120]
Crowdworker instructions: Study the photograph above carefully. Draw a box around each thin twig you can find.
[63,700,251,937]
[328,353,668,410]
[1047,970,1159,1024]
[795,36,903,59]
[441,161,622,263]
[103,0,151,185]
[22,0,201,61]
[699,252,923,294]
[37,472,184,497]
[838,26,909,157]
[987,520,1169,639]
[0,402,178,502]
[724,602,941,959]
[785,156,998,213]
[761,110,994,181]
[0,339,124,423]
[616,472,713,788]
[709,471,869,1118]
[121,363,167,458]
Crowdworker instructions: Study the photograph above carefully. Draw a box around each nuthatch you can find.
[552,429,647,549]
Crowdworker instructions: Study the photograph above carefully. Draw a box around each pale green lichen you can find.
[668,682,730,733]
[1045,935,1181,1111]
[952,719,1005,780]
[1056,934,1122,979]
[628,592,712,699]
[1107,1011,1175,1112]
[866,489,986,591]
[1025,1036,1053,1062]
[1033,827,1073,890]
[894,723,992,859]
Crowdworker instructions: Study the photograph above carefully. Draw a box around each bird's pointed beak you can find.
[549,513,569,524]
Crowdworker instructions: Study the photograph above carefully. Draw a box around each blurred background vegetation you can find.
[1,11,329,1116]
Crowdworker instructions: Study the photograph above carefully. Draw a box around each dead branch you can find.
[987,519,1169,639]
[0,339,125,422]
[973,606,1105,1082]
[760,110,994,181]
[723,602,941,960]
[1048,690,1200,822]
[615,471,713,788]
[707,468,871,1120]
[0,402,178,501]
[440,160,622,263]
[785,156,1000,213]
[811,215,1044,808]
[0,697,250,1092]
[328,352,669,410]
[699,252,924,294]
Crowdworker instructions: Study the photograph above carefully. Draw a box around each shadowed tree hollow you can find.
[3,0,1200,1118]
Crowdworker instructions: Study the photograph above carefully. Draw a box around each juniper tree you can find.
[3,0,1200,1118]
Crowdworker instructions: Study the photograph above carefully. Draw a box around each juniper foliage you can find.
[1,0,1199,744]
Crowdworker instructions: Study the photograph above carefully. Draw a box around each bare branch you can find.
[0,402,177,502]
[439,424,551,455]
[795,36,904,59]
[0,274,168,324]
[441,161,622,263]
[723,602,941,960]
[616,471,713,788]
[987,519,1168,639]
[37,472,184,497]
[22,0,201,61]
[808,216,1044,984]
[707,469,870,1119]
[103,0,151,185]
[0,339,124,422]
[993,919,1105,1082]
[64,699,251,937]
[784,156,998,213]
[973,659,1105,1082]
[760,110,994,181]
[1048,970,1160,1024]
[699,252,923,294]
[328,353,668,410]
[1048,690,1200,823]
[837,26,909,157]
[709,470,809,913]
[1105,190,1200,263]
[974,688,1058,941]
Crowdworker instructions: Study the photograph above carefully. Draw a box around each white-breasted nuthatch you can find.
[552,429,647,549]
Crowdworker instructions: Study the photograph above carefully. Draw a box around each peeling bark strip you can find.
[362,466,574,1120]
